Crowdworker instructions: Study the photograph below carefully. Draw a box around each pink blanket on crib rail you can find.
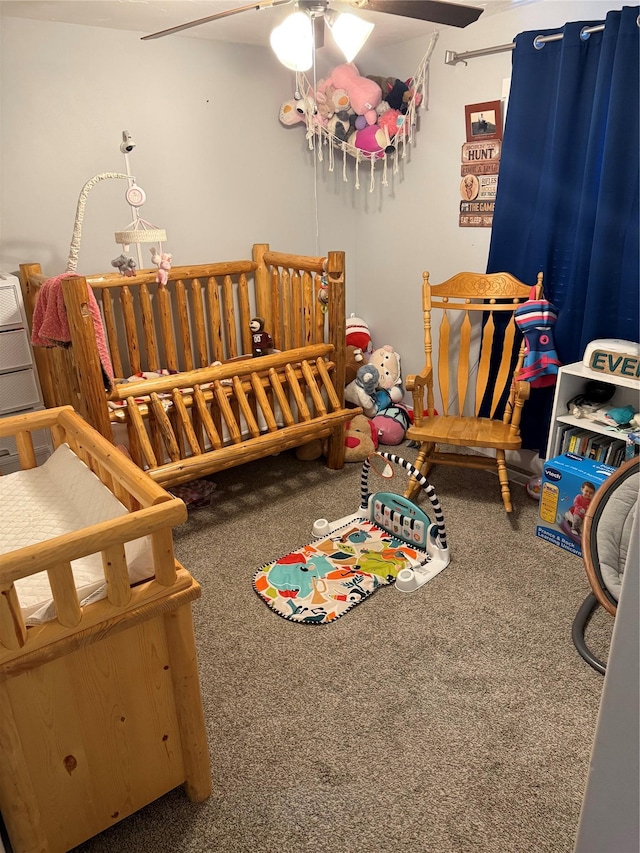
[31,273,114,389]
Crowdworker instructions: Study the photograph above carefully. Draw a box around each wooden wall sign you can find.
[459,102,503,228]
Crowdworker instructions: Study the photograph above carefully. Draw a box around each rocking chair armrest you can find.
[405,366,433,395]
[514,379,531,403]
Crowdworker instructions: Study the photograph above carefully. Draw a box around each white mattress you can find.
[0,443,154,624]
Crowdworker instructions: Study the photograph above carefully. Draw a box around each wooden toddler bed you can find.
[19,244,356,488]
[0,406,211,853]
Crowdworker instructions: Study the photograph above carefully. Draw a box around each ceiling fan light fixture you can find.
[326,11,374,63]
[270,11,314,71]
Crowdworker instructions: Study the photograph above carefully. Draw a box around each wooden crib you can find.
[0,407,211,853]
[19,244,356,488]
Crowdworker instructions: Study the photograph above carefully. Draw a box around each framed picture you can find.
[465,100,503,142]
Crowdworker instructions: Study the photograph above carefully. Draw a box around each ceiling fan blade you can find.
[141,0,292,41]
[352,0,483,29]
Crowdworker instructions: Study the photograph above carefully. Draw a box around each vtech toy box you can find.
[536,453,616,557]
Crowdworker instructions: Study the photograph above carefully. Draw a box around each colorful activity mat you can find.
[253,452,450,624]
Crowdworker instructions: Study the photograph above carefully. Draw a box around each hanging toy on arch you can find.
[515,287,562,388]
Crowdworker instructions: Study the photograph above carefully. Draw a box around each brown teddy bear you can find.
[344,414,378,463]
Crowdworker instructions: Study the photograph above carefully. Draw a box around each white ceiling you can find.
[0,1,537,49]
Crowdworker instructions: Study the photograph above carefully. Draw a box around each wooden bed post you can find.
[18,263,59,410]
[62,275,114,441]
[325,250,347,469]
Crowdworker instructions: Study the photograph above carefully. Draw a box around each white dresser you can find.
[0,273,52,473]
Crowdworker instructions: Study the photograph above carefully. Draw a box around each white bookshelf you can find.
[546,361,640,461]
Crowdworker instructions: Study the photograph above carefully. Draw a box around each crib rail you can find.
[110,344,355,486]
[0,407,188,666]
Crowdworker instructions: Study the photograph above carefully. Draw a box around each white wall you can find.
[0,16,356,276]
[0,1,626,383]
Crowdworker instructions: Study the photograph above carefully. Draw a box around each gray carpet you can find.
[74,444,612,853]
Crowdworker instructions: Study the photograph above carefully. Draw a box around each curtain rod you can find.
[444,22,609,66]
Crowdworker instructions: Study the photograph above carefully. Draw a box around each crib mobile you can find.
[66,129,170,279]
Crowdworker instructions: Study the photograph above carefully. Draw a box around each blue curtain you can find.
[487,6,640,452]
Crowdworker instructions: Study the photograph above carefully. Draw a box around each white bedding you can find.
[0,443,154,624]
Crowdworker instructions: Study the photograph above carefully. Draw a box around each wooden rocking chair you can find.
[404,270,543,513]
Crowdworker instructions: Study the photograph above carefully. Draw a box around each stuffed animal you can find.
[350,124,393,158]
[372,404,411,446]
[344,414,378,463]
[368,345,402,395]
[250,317,273,357]
[344,363,379,418]
[345,314,372,354]
[111,254,136,276]
[279,99,306,126]
[345,344,365,386]
[320,63,382,126]
[150,248,172,286]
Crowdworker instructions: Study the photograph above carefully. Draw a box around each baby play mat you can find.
[253,451,450,624]
[253,519,429,624]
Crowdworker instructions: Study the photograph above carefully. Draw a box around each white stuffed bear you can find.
[345,363,380,418]
[368,345,403,403]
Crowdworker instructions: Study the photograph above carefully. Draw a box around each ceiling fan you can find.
[141,1,484,53]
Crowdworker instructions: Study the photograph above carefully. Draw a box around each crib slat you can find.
[250,373,278,432]
[126,396,158,469]
[222,275,238,359]
[148,417,166,467]
[268,368,295,426]
[101,289,124,379]
[14,430,37,469]
[232,376,260,438]
[152,528,178,586]
[286,363,311,420]
[47,561,82,627]
[281,269,292,351]
[0,583,27,650]
[172,389,202,456]
[121,286,141,375]
[316,356,342,410]
[291,270,303,348]
[140,283,160,372]
[270,268,282,351]
[308,272,319,344]
[102,544,132,607]
[301,360,327,415]
[176,279,194,372]
[207,276,223,362]
[238,273,252,356]
[190,279,209,367]
[193,386,223,450]
[150,393,181,461]
[214,380,241,443]
[158,284,178,372]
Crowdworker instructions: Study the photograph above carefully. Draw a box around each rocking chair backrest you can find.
[422,270,543,421]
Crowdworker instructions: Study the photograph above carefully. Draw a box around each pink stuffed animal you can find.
[150,248,172,286]
[321,63,382,126]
